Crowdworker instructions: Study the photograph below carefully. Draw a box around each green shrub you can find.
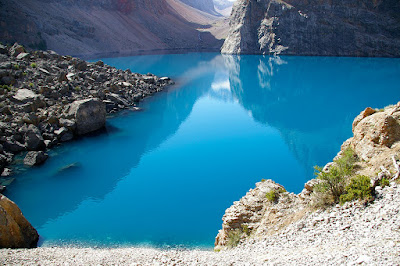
[379,178,390,188]
[339,175,372,204]
[241,224,251,236]
[29,82,34,87]
[74,86,81,91]
[30,62,37,68]
[1,85,11,91]
[13,64,19,70]
[265,187,286,203]
[226,229,242,248]
[314,148,356,204]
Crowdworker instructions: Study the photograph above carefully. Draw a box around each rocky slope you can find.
[222,0,400,57]
[215,102,400,253]
[180,0,219,16]
[0,0,226,57]
[0,43,173,187]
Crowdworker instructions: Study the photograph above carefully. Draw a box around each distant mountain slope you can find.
[179,0,220,16]
[0,0,226,57]
[222,0,400,57]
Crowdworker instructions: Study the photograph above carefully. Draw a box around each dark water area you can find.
[5,53,400,248]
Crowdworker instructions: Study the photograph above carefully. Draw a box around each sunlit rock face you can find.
[222,0,400,57]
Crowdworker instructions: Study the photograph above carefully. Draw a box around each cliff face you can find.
[0,0,225,56]
[221,0,400,57]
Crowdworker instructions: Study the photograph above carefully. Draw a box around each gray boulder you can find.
[23,151,48,166]
[25,125,45,151]
[13,89,38,103]
[67,98,106,135]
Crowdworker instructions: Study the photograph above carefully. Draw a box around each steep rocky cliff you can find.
[215,102,400,250]
[222,0,400,57]
[0,0,226,56]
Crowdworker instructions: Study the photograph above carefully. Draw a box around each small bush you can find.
[226,229,242,248]
[339,175,372,204]
[13,64,19,70]
[30,63,37,68]
[241,224,251,236]
[313,148,357,205]
[29,82,34,87]
[74,86,81,91]
[266,187,286,203]
[1,85,11,91]
[379,178,390,188]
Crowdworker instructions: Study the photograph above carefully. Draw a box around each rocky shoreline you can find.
[0,43,173,189]
[0,182,399,264]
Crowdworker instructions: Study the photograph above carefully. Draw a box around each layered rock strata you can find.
[222,0,400,57]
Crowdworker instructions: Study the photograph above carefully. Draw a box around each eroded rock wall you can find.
[222,0,400,57]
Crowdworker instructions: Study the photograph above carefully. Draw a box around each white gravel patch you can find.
[1,183,400,265]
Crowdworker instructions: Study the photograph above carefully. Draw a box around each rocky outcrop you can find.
[215,179,309,250]
[0,194,39,248]
[0,0,225,56]
[0,43,173,185]
[215,102,400,250]
[343,102,400,178]
[221,0,400,57]
[66,99,106,135]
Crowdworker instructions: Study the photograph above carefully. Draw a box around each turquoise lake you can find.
[5,53,400,248]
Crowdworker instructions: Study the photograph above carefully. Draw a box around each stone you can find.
[0,194,39,248]
[75,61,87,71]
[25,124,45,151]
[9,43,25,57]
[67,98,106,135]
[352,107,377,132]
[3,139,25,153]
[16,53,29,60]
[23,151,48,166]
[13,89,38,103]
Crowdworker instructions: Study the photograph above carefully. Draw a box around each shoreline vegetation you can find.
[1,45,399,264]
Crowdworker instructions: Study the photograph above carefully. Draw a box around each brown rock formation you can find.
[0,194,39,248]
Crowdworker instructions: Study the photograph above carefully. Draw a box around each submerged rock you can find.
[0,194,39,248]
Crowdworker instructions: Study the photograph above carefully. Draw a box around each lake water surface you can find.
[6,53,400,248]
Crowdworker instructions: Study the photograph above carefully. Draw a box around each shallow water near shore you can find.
[5,53,400,248]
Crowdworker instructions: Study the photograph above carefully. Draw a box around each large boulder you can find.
[67,98,106,135]
[24,125,45,151]
[0,194,39,248]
